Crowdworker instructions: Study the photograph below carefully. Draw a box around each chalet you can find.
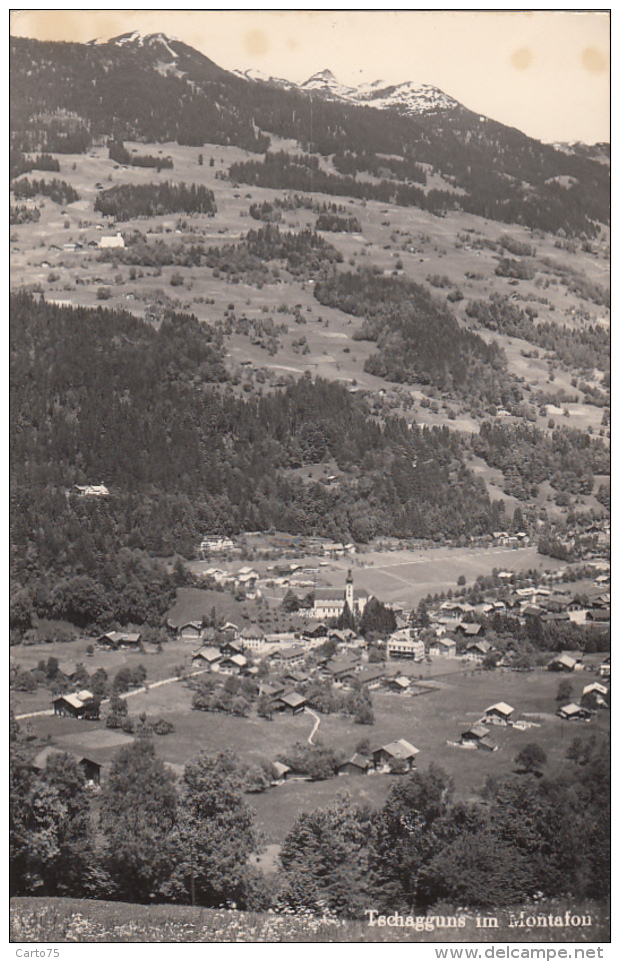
[387,675,411,693]
[219,638,244,658]
[99,232,125,249]
[178,621,204,644]
[586,608,611,627]
[460,723,497,751]
[34,746,104,786]
[325,656,360,683]
[557,703,592,721]
[97,631,141,649]
[441,601,474,616]
[547,654,577,672]
[482,702,514,726]
[598,657,610,678]
[456,622,484,638]
[373,739,419,772]
[235,569,259,594]
[354,666,386,689]
[282,668,310,686]
[429,637,457,658]
[387,629,424,661]
[433,617,462,634]
[328,628,357,644]
[464,640,493,663]
[337,753,371,776]
[581,682,609,708]
[191,646,222,668]
[268,646,307,669]
[541,612,571,625]
[74,483,110,498]
[302,621,328,639]
[202,567,230,585]
[52,690,96,718]
[218,653,248,675]
[259,681,287,700]
[522,604,544,618]
[272,691,307,715]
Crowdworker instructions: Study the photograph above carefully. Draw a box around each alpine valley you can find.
[9,28,610,940]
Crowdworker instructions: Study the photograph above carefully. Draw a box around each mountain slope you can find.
[9,33,609,235]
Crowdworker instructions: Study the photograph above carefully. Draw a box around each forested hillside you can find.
[10,293,509,633]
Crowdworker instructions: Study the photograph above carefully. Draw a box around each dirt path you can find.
[305,708,321,745]
[15,667,211,721]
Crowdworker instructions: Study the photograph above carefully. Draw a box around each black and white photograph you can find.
[9,8,611,948]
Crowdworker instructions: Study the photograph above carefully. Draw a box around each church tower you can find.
[345,569,354,612]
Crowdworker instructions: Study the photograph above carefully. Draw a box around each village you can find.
[11,527,610,842]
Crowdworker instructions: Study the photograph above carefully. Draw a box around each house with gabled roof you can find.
[373,738,419,772]
[482,702,514,726]
[557,703,592,721]
[192,646,222,669]
[547,654,577,672]
[218,653,248,675]
[271,691,307,715]
[581,682,609,709]
[324,655,360,682]
[98,630,142,649]
[268,645,307,669]
[337,753,371,776]
[52,690,97,718]
[354,665,386,689]
[461,723,497,751]
[259,681,287,700]
[34,746,105,786]
[429,636,457,658]
[464,639,493,663]
[178,621,204,644]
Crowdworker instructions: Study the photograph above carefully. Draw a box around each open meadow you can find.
[23,659,609,843]
[10,137,609,467]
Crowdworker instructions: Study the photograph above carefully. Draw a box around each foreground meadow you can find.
[10,897,610,943]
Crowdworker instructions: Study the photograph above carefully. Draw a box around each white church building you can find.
[311,570,369,621]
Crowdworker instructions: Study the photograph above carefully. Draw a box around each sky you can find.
[9,8,610,144]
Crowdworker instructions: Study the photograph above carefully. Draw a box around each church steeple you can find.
[345,568,354,611]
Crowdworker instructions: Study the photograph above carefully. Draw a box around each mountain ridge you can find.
[10,32,610,235]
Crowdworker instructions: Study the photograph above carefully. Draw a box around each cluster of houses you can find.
[197,535,357,561]
[550,655,611,721]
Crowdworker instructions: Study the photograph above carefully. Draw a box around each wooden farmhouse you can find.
[482,702,514,726]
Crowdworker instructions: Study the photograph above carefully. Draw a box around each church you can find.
[311,570,369,621]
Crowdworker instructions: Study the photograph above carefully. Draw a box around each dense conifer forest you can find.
[11,293,509,633]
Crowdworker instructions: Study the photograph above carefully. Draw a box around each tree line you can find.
[94,181,216,220]
[10,721,610,916]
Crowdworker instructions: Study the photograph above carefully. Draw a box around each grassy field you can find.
[10,138,609,459]
[10,896,611,943]
[186,544,568,612]
[10,637,196,715]
[23,660,609,843]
